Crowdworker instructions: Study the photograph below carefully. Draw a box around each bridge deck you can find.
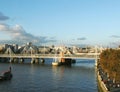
[0,53,100,59]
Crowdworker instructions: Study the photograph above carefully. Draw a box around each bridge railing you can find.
[0,53,100,59]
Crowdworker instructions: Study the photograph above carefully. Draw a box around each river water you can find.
[0,59,98,92]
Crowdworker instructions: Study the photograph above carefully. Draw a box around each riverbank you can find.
[97,63,120,92]
[97,69,109,92]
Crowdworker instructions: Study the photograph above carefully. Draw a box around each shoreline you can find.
[96,62,120,92]
[97,68,109,92]
[95,60,109,92]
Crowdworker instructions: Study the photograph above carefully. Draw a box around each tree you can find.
[100,49,120,83]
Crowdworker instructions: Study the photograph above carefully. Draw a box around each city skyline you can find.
[0,0,120,47]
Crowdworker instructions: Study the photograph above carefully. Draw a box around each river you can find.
[0,59,98,92]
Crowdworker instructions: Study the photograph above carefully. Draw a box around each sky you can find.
[0,0,120,47]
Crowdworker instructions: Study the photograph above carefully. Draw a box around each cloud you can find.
[0,24,57,45]
[0,12,57,45]
[110,35,120,38]
[77,37,87,40]
[0,12,9,21]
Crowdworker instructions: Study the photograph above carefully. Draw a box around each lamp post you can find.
[30,47,32,56]
[95,45,98,66]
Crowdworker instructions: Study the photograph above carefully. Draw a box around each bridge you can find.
[0,53,100,64]
[0,53,100,59]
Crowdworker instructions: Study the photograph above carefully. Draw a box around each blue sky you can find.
[0,0,120,47]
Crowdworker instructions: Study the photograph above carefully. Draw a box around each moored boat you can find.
[52,61,60,66]
[0,67,13,81]
[52,57,61,66]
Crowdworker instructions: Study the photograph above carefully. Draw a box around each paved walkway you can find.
[97,64,120,92]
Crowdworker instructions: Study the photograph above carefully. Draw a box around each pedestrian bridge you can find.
[0,53,100,60]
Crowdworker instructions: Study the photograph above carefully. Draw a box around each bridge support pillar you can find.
[13,58,19,63]
[35,58,39,64]
[40,58,45,64]
[20,58,24,63]
[31,58,35,64]
[9,58,14,63]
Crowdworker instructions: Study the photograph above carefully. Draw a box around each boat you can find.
[52,51,73,66]
[0,67,13,81]
[52,62,60,66]
[52,58,61,66]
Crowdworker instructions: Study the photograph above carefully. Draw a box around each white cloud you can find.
[0,12,57,45]
[0,24,9,31]
[0,24,57,45]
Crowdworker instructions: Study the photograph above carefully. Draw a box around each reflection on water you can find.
[52,66,66,81]
[0,59,98,92]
